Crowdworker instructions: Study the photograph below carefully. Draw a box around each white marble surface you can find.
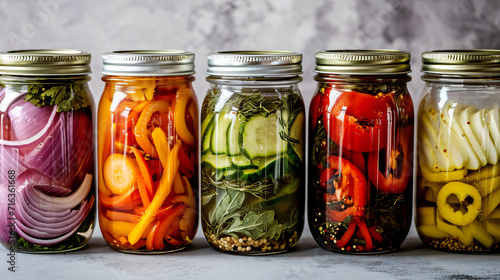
[1,1,500,279]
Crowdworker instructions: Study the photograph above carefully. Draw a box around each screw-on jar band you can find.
[102,50,195,76]
[207,51,302,77]
[315,49,411,75]
[0,49,91,76]
[422,49,500,75]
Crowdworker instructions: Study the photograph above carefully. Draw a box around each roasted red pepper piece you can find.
[367,127,413,194]
[323,90,396,153]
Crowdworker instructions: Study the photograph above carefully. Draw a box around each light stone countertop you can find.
[4,225,500,280]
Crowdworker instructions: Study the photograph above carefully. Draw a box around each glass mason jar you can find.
[416,50,500,252]
[201,51,305,254]
[98,51,198,253]
[308,50,414,253]
[0,50,95,253]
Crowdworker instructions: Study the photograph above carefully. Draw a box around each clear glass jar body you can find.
[201,77,305,254]
[416,75,500,252]
[0,76,95,253]
[98,76,198,253]
[308,74,414,253]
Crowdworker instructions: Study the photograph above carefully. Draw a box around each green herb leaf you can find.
[209,189,245,225]
[24,83,90,112]
[220,210,276,240]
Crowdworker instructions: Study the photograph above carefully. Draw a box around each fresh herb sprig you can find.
[25,84,90,112]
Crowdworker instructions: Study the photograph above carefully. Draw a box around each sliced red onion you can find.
[7,98,54,140]
[0,105,57,148]
[18,189,81,223]
[0,89,25,113]
[27,174,92,211]
[17,168,71,196]
[14,197,93,246]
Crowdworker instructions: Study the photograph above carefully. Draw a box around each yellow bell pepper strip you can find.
[127,131,180,245]
[179,207,196,232]
[471,175,500,198]
[101,215,152,239]
[485,220,500,240]
[436,213,473,246]
[417,206,435,216]
[437,182,482,226]
[461,164,500,183]
[467,220,494,248]
[133,100,153,113]
[419,212,436,225]
[488,208,500,219]
[98,91,114,197]
[182,176,196,208]
[418,224,450,239]
[420,163,467,182]
[174,91,195,146]
[134,100,171,158]
[481,188,500,218]
[173,172,185,194]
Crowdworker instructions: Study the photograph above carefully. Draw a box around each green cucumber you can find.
[201,154,233,171]
[227,113,245,156]
[240,168,261,182]
[201,115,214,155]
[211,105,235,154]
[289,111,304,162]
[241,113,287,159]
[231,155,258,170]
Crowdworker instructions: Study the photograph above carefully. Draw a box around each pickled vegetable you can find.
[98,77,198,252]
[417,98,500,252]
[201,87,305,254]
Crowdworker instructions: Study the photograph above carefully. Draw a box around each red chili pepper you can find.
[367,127,413,194]
[323,90,396,153]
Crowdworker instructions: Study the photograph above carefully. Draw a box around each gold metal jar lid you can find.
[422,49,500,75]
[0,49,91,76]
[102,50,195,76]
[315,49,411,75]
[207,51,302,77]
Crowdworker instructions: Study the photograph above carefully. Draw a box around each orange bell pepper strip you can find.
[99,186,142,210]
[187,99,198,138]
[101,215,152,239]
[174,91,195,146]
[134,100,171,158]
[127,131,180,245]
[135,169,151,208]
[146,222,159,250]
[98,93,113,197]
[104,210,140,223]
[182,176,196,209]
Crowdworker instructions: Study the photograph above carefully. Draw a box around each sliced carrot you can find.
[104,154,139,195]
[132,146,154,200]
[135,171,150,208]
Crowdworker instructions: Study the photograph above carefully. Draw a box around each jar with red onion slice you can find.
[0,50,95,253]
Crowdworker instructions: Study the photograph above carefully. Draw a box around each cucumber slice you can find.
[211,105,235,154]
[201,154,233,171]
[289,111,304,162]
[227,113,245,156]
[231,155,258,170]
[242,113,287,159]
[201,115,215,155]
[240,168,260,182]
